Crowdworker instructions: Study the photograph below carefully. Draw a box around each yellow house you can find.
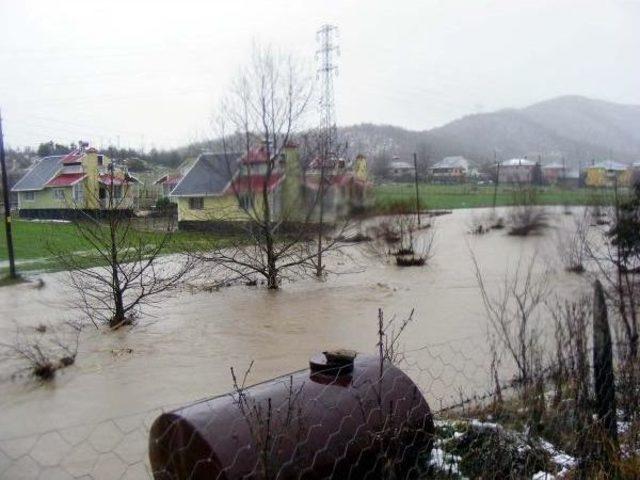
[171,144,372,231]
[585,161,631,188]
[171,146,300,230]
[12,147,139,219]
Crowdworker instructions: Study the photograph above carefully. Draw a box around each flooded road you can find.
[0,208,591,448]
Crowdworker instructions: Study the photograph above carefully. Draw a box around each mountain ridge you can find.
[338,95,640,167]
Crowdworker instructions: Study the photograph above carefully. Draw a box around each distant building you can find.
[429,156,475,183]
[12,147,139,219]
[498,158,536,184]
[541,163,566,184]
[585,160,631,188]
[304,154,373,220]
[154,174,184,203]
[153,157,198,203]
[386,158,415,181]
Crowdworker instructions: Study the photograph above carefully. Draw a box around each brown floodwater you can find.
[0,207,593,476]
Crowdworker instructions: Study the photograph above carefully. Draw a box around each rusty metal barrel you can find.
[149,353,434,480]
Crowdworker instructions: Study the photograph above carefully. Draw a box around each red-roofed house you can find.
[171,143,372,230]
[12,146,140,219]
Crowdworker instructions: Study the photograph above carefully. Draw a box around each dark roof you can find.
[12,156,64,191]
[170,153,241,196]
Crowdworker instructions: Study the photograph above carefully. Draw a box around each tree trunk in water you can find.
[265,230,278,290]
[111,290,126,328]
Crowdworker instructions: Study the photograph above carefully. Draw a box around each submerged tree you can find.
[193,45,349,289]
[52,163,194,329]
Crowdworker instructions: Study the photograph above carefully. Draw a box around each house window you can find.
[189,197,204,210]
[97,155,104,166]
[73,183,84,203]
[53,188,65,200]
[23,191,35,201]
[238,194,254,210]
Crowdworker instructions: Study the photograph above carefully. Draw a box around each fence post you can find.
[592,279,619,460]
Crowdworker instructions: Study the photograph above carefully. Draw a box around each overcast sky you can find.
[1,0,639,150]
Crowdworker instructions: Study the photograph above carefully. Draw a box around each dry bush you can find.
[507,186,548,236]
[556,210,590,273]
[508,206,548,236]
[472,251,550,407]
[376,307,415,366]
[0,321,81,381]
[468,211,505,235]
[368,214,435,267]
[229,362,306,480]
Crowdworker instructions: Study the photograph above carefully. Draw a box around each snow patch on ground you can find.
[429,443,462,476]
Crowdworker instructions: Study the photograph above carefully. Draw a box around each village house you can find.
[386,158,415,181]
[153,157,198,204]
[12,146,139,219]
[498,158,537,184]
[155,174,184,198]
[541,163,566,184]
[585,160,632,188]
[304,154,372,220]
[429,156,475,183]
[170,143,372,231]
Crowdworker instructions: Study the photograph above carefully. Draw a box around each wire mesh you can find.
[0,333,637,479]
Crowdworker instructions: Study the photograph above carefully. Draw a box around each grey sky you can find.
[1,0,639,150]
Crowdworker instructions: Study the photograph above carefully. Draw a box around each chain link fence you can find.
[0,328,637,479]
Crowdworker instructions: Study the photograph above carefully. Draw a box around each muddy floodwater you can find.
[0,207,592,475]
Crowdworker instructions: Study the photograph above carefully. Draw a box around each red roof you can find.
[241,146,270,165]
[228,174,283,194]
[61,150,84,165]
[46,173,86,187]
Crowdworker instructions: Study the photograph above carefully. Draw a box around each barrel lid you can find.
[310,350,357,376]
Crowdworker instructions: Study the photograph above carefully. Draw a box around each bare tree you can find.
[194,45,350,289]
[51,164,194,329]
[472,251,551,400]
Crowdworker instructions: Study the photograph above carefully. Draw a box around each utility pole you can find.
[0,110,17,279]
[413,152,421,226]
[492,150,500,210]
[315,24,339,277]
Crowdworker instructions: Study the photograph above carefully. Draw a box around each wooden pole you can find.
[413,152,421,226]
[492,151,500,210]
[0,110,17,279]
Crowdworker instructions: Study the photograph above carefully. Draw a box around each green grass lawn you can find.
[0,218,225,275]
[375,183,619,212]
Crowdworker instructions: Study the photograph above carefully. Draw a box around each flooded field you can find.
[0,207,592,476]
